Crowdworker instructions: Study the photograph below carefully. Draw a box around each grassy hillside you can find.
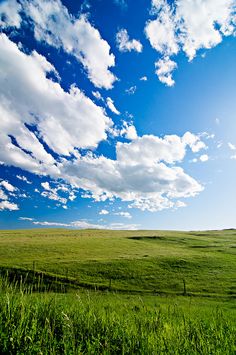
[0,228,236,354]
[0,228,236,296]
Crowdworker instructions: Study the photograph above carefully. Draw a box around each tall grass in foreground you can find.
[0,277,235,355]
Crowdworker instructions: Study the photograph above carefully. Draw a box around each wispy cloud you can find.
[19,217,34,221]
[114,211,132,219]
[32,219,140,230]
[125,86,137,95]
[106,97,120,115]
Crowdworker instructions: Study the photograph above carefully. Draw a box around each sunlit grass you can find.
[0,229,235,296]
[0,278,235,355]
[0,228,235,353]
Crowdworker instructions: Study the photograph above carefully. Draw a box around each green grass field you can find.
[0,228,235,354]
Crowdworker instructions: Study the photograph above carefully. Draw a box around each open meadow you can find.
[1,0,236,353]
[0,228,236,354]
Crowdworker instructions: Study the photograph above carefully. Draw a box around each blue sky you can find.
[0,0,236,230]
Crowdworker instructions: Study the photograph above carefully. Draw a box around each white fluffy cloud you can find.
[59,132,205,212]
[0,180,19,210]
[0,0,116,89]
[155,56,177,86]
[182,132,206,152]
[0,180,16,192]
[0,15,208,214]
[0,189,7,201]
[19,0,116,89]
[0,36,206,214]
[99,209,109,215]
[145,0,178,56]
[176,0,236,60]
[7,130,204,213]
[116,29,143,53]
[119,122,138,140]
[0,0,22,29]
[0,34,112,174]
[145,0,236,85]
[40,181,77,206]
[0,200,19,211]
[199,154,209,162]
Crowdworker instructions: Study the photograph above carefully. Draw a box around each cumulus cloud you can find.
[145,0,178,56]
[0,200,19,211]
[182,132,206,152]
[145,0,236,85]
[0,31,207,214]
[117,134,187,164]
[40,181,76,206]
[140,76,148,81]
[106,97,120,115]
[1,0,116,89]
[155,56,177,86]
[0,180,16,192]
[0,34,112,174]
[116,29,143,53]
[0,180,19,211]
[18,0,116,89]
[0,0,230,219]
[175,0,236,60]
[0,189,8,201]
[119,122,138,140]
[199,154,209,162]
[59,132,205,212]
[0,96,206,216]
[0,0,22,29]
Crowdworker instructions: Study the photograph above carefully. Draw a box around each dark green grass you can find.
[0,279,235,355]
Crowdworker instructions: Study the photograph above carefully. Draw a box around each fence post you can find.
[183,278,187,296]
